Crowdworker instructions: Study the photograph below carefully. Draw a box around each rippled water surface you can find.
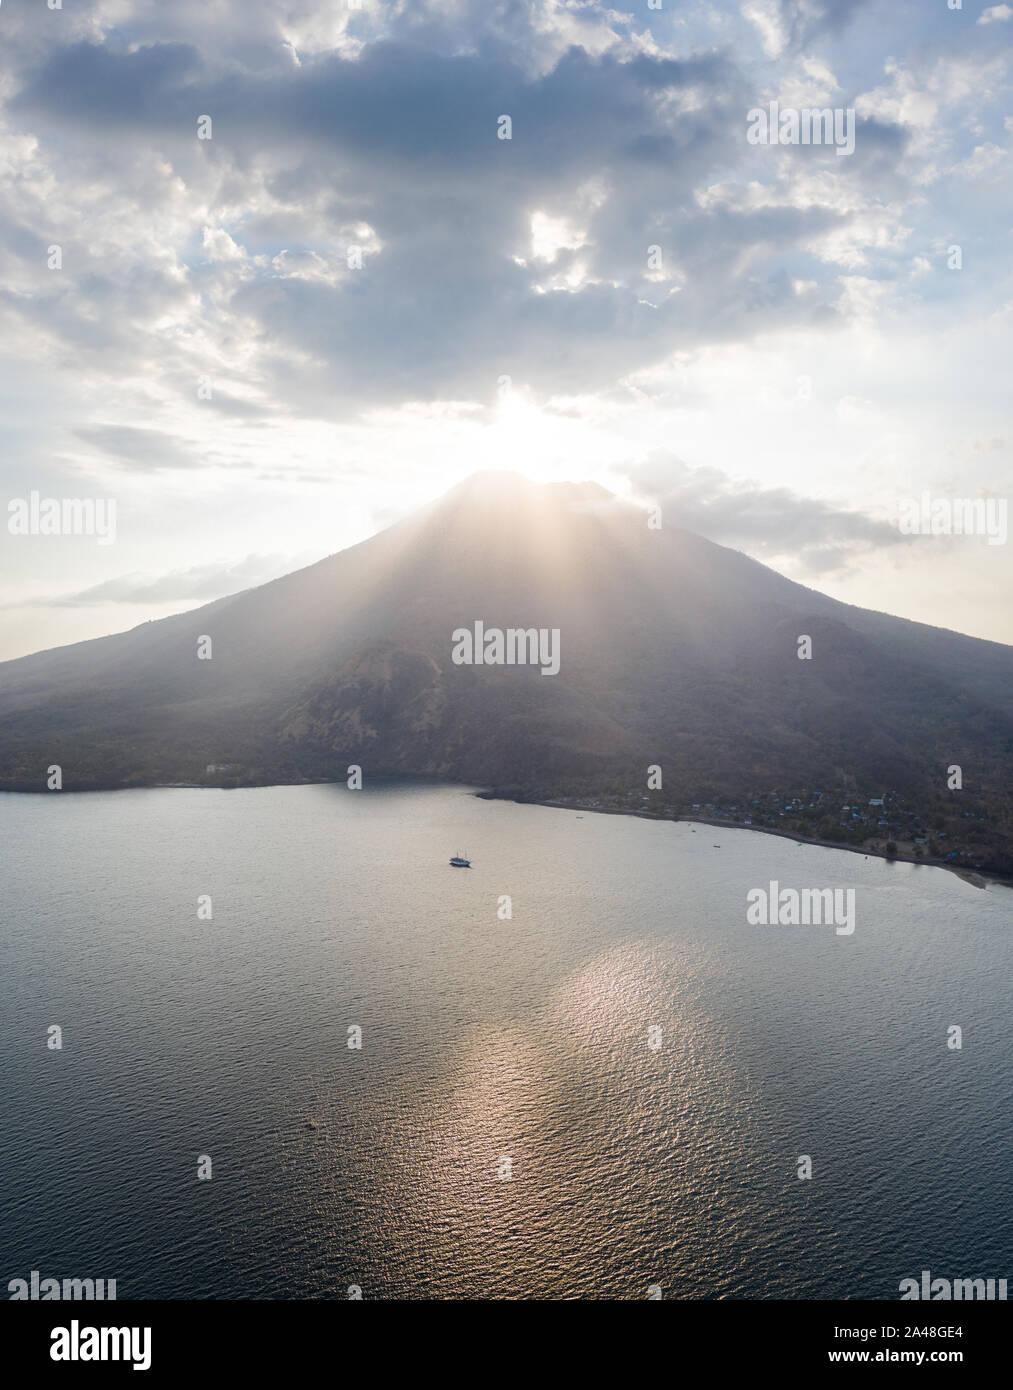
[2,783,1010,1299]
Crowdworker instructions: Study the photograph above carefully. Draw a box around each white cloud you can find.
[742,0,789,58]
[201,227,246,263]
[951,142,1008,178]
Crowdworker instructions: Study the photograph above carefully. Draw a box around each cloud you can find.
[43,554,308,606]
[743,0,871,57]
[978,5,1013,24]
[2,12,920,417]
[625,452,910,575]
[73,426,201,471]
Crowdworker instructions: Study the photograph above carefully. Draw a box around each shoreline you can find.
[2,776,1005,890]
[478,793,1007,891]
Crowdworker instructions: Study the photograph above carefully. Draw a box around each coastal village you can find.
[539,784,1007,876]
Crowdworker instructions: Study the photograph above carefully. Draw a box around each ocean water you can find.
[1,782,1010,1300]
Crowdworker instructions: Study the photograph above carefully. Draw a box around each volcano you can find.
[1,470,1011,868]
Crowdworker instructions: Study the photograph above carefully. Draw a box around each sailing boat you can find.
[449,852,471,867]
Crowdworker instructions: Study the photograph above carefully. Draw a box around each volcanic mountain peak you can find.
[0,472,1011,871]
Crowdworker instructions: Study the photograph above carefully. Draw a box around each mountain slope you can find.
[2,471,1011,866]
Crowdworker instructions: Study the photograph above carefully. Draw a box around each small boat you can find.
[450,853,471,868]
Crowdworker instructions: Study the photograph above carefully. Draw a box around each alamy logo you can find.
[747,881,855,936]
[897,492,1007,545]
[7,491,117,545]
[747,101,856,156]
[50,1320,152,1371]
[451,621,560,676]
[899,1270,1007,1300]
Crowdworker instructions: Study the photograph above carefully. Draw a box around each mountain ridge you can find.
[2,470,1011,871]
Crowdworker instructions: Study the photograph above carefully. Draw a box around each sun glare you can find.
[484,389,582,485]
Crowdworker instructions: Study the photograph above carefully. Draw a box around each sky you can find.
[0,0,1010,661]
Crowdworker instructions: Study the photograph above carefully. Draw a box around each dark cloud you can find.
[0,0,935,426]
[807,0,874,37]
[13,41,202,128]
[773,0,874,47]
[4,25,898,410]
